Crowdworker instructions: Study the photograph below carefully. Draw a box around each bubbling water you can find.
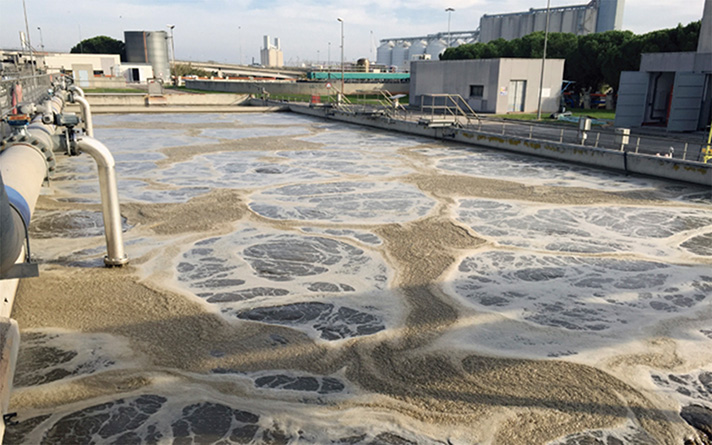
[8,112,712,444]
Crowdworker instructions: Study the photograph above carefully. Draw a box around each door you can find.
[508,80,526,112]
[614,71,649,128]
[667,72,706,132]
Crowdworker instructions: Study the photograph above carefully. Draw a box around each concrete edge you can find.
[0,318,19,443]
[288,104,712,187]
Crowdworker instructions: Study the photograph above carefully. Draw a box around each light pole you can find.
[238,26,242,65]
[337,17,344,98]
[446,7,455,47]
[327,41,331,76]
[22,0,36,74]
[536,0,551,120]
[167,24,176,85]
[37,27,44,51]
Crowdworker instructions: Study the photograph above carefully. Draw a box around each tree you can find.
[440,22,700,93]
[71,36,125,58]
[171,63,211,78]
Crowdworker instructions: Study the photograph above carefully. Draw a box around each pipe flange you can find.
[1,135,55,179]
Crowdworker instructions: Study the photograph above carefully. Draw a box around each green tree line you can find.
[441,21,701,92]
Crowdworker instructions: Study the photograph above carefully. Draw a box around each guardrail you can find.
[1,74,54,119]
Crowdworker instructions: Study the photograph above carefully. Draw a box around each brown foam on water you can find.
[10,114,705,443]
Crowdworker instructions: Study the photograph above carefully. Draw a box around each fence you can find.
[1,74,54,118]
[457,119,710,163]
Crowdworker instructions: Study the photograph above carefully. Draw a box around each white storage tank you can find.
[391,41,411,72]
[376,41,394,66]
[426,38,448,59]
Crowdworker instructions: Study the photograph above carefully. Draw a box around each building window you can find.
[470,85,484,97]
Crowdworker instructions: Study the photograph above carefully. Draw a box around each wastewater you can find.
[8,112,712,444]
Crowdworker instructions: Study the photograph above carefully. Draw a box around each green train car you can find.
[306,72,410,82]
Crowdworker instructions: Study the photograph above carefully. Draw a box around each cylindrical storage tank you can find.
[356,58,370,72]
[124,31,148,63]
[124,31,171,82]
[145,31,171,82]
[391,42,410,72]
[410,40,427,57]
[426,38,448,59]
[376,41,394,66]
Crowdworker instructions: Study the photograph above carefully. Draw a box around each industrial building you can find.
[409,58,565,114]
[479,0,624,43]
[615,0,712,132]
[377,0,624,71]
[124,30,172,82]
[260,36,284,68]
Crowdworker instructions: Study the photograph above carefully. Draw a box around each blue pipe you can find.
[0,172,27,276]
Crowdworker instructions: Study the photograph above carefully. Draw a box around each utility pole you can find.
[167,24,176,85]
[338,17,344,98]
[37,27,44,51]
[22,0,36,74]
[536,0,551,120]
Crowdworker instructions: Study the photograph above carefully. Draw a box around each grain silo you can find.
[391,42,411,72]
[426,39,447,60]
[376,41,394,67]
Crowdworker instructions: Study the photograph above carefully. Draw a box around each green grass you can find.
[269,93,409,106]
[166,86,238,94]
[494,108,615,122]
[84,88,145,94]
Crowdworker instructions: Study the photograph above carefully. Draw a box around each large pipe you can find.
[75,136,128,267]
[0,173,26,277]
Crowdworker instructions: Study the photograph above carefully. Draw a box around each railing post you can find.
[595,132,600,148]
[559,128,564,143]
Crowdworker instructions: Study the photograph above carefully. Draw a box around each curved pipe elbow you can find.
[76,136,114,168]
[75,137,128,267]
[68,85,85,98]
[72,96,93,138]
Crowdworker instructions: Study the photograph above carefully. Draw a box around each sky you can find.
[0,0,706,66]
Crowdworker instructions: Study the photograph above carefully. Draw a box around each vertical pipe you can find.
[72,95,93,137]
[75,137,128,267]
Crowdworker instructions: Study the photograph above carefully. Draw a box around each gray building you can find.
[409,58,565,115]
[479,0,624,43]
[615,0,712,132]
[377,0,623,68]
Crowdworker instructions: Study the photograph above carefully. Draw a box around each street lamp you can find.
[37,26,44,51]
[167,24,176,85]
[327,41,331,77]
[536,0,551,120]
[446,7,455,47]
[337,17,344,98]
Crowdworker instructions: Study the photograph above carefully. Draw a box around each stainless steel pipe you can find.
[72,95,93,137]
[75,136,129,267]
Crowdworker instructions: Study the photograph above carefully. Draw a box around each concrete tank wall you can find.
[289,103,712,187]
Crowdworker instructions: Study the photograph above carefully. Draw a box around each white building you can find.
[260,36,284,67]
